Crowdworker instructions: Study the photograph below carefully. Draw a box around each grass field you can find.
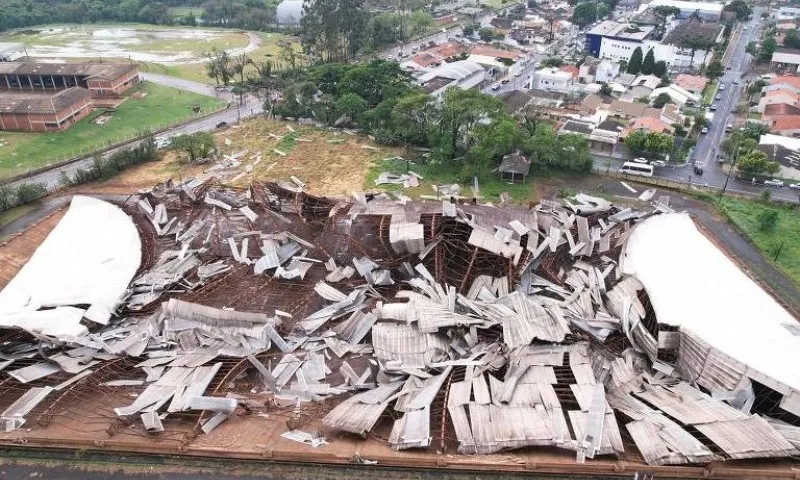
[702,81,718,105]
[0,82,225,180]
[0,24,249,64]
[168,7,205,18]
[367,157,538,203]
[140,32,301,84]
[719,197,800,286]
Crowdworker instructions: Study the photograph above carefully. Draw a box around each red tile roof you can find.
[559,65,579,79]
[621,116,673,137]
[674,74,708,94]
[764,102,800,117]
[770,115,800,132]
[411,53,441,68]
[470,46,520,60]
[770,75,800,90]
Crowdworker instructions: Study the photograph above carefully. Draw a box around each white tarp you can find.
[622,213,800,392]
[0,196,141,336]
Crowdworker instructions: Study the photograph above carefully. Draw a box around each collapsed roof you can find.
[0,181,798,471]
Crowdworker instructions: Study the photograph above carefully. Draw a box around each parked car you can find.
[701,126,709,134]
[633,157,648,163]
[710,104,717,111]
[790,183,800,189]
[491,83,501,90]
[651,160,666,167]
[733,79,740,85]
[501,78,510,84]
[715,94,721,100]
[764,179,784,187]
[693,165,704,175]
[719,84,725,91]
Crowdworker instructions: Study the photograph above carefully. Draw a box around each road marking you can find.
[620,182,637,194]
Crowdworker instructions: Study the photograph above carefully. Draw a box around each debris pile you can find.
[0,180,798,471]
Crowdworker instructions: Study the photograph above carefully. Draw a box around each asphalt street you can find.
[595,10,800,204]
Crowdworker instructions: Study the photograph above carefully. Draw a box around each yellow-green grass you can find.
[0,82,225,180]
[719,197,800,287]
[366,157,537,203]
[168,7,205,18]
[0,202,39,232]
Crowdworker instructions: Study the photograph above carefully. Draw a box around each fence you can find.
[0,103,230,187]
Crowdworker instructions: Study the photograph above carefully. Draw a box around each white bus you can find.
[619,162,654,177]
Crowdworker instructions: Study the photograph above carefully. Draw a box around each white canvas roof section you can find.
[0,196,141,337]
[622,213,800,394]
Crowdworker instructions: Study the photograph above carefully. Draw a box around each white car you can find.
[701,126,709,134]
[651,160,666,167]
[491,83,501,91]
[154,136,172,149]
[632,157,648,163]
[733,79,740,85]
[764,179,784,187]
[789,183,800,189]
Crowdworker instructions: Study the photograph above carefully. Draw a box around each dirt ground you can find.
[0,208,66,289]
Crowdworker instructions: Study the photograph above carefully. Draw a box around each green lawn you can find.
[719,198,800,286]
[0,82,225,180]
[168,7,205,18]
[366,157,537,203]
[702,81,718,105]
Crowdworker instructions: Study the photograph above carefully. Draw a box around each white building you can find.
[646,0,724,21]
[758,134,800,180]
[772,48,800,73]
[419,60,487,98]
[578,57,621,84]
[276,0,304,26]
[648,84,700,106]
[531,67,575,92]
[777,6,800,20]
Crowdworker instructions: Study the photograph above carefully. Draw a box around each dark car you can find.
[216,121,228,129]
[693,165,704,175]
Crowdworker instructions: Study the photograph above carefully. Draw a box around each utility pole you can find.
[719,145,740,200]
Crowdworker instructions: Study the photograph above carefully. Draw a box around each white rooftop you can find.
[760,133,800,150]
[586,20,654,40]
[623,213,800,393]
[648,0,724,13]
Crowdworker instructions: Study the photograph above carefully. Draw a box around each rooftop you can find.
[0,62,138,81]
[0,87,91,115]
[560,119,595,135]
[770,75,800,90]
[769,115,800,132]
[647,0,724,13]
[663,22,724,47]
[772,47,800,62]
[674,74,708,93]
[586,20,655,40]
[497,152,531,175]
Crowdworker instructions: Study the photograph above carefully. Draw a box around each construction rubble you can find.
[0,179,799,470]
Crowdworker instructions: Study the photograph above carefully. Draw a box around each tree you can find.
[572,2,598,28]
[653,61,667,77]
[653,6,680,36]
[641,49,655,75]
[335,92,368,124]
[624,130,674,157]
[597,3,611,18]
[599,82,613,96]
[723,0,752,21]
[462,23,478,37]
[705,60,725,80]
[746,41,758,56]
[652,92,672,108]
[759,36,778,63]
[170,132,216,163]
[541,57,564,68]
[736,150,780,175]
[301,0,367,62]
[627,47,643,74]
[756,208,779,232]
[785,30,800,49]
[478,27,501,42]
[743,121,770,140]
[205,47,232,86]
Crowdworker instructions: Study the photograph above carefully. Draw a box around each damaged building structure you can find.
[0,179,799,477]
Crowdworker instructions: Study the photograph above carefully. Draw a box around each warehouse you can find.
[0,87,93,132]
[0,62,140,104]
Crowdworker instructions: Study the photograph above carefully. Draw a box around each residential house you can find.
[768,116,800,137]
[402,53,443,72]
[756,88,800,113]
[604,98,661,121]
[763,75,800,95]
[626,74,661,100]
[661,103,684,127]
[621,116,674,139]
[581,93,605,115]
[648,84,699,106]
[772,48,800,73]
[674,74,708,96]
[577,57,620,84]
[590,118,626,155]
[532,67,575,92]
[496,151,531,183]
[757,133,800,180]
[559,119,595,137]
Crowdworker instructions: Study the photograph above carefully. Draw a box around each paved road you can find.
[141,73,231,99]
[596,11,800,204]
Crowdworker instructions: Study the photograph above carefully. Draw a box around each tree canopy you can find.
[572,2,598,27]
[625,130,675,158]
[627,47,643,75]
[723,0,752,21]
[736,151,780,175]
[641,49,655,75]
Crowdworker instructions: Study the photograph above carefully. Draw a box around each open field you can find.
[719,197,800,286]
[138,32,300,83]
[0,24,249,64]
[0,82,225,180]
[167,6,205,18]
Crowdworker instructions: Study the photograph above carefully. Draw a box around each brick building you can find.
[0,87,93,132]
[0,62,139,132]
